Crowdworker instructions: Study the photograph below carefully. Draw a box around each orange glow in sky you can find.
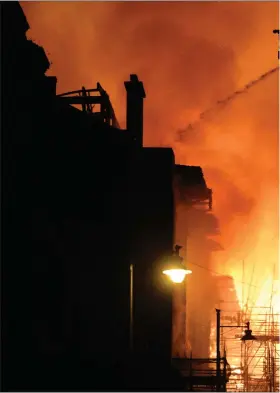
[21,1,279,310]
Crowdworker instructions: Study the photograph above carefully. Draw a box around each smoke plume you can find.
[22,1,279,310]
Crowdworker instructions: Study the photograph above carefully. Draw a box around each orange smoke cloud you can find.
[22,1,279,308]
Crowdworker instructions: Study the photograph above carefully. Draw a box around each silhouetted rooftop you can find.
[175,165,207,188]
[3,2,29,36]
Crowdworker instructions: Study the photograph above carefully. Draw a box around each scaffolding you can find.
[239,306,280,392]
[213,271,280,392]
[172,356,229,392]
[218,306,280,392]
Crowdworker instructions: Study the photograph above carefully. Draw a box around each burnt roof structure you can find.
[57,84,120,129]
[175,165,213,210]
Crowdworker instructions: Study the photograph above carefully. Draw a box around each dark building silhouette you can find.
[1,3,182,391]
[2,2,215,391]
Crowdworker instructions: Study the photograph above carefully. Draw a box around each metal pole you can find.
[129,263,134,352]
[244,344,249,392]
[183,237,187,357]
[216,309,221,392]
[223,353,227,392]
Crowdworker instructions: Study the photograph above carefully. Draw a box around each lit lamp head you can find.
[241,322,257,341]
[162,245,192,283]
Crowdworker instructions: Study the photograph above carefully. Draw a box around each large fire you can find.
[21,1,279,355]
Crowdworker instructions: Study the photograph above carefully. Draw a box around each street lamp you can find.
[241,322,256,341]
[215,309,256,392]
[162,245,192,283]
[129,245,192,352]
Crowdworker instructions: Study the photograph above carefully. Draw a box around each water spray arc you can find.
[177,66,279,141]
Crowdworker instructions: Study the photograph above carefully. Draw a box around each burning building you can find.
[2,2,212,391]
[173,166,220,359]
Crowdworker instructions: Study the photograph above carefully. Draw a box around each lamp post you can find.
[129,263,134,352]
[162,245,192,283]
[215,308,256,392]
[163,245,192,357]
[129,246,192,353]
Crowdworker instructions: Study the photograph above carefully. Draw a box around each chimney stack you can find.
[124,74,146,148]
